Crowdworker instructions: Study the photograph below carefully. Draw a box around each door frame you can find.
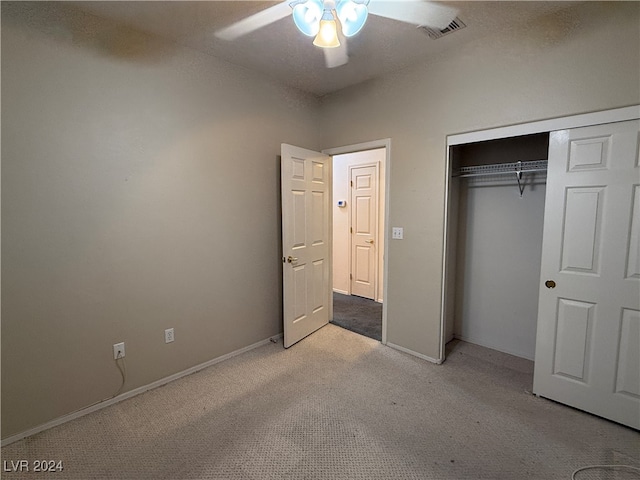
[440,105,640,362]
[323,139,391,345]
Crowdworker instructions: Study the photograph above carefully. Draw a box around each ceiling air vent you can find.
[421,17,466,40]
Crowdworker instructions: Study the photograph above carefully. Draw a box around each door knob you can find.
[365,239,374,244]
[287,256,298,263]
[545,280,556,289]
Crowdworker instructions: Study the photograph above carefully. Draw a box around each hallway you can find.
[331,292,382,341]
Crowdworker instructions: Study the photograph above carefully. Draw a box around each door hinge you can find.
[350,227,353,234]
[350,180,353,187]
[350,273,352,280]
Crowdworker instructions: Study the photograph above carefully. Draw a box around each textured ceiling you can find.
[69,1,580,96]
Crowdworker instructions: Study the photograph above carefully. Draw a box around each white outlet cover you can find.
[113,342,125,359]
[165,328,175,343]
[392,227,404,240]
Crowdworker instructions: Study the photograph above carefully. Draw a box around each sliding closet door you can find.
[533,120,640,429]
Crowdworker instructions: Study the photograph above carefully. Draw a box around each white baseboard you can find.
[1,333,283,447]
[386,342,442,364]
[332,289,383,304]
[452,334,534,361]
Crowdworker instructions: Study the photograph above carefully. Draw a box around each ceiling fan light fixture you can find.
[292,0,324,36]
[313,15,341,48]
[336,0,368,37]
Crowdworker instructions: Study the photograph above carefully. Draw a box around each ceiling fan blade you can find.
[324,38,349,68]
[368,1,458,30]
[215,1,292,41]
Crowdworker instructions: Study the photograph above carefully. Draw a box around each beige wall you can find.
[332,148,386,302]
[319,2,640,359]
[1,3,321,439]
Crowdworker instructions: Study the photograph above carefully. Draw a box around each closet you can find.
[445,133,549,360]
[441,108,639,429]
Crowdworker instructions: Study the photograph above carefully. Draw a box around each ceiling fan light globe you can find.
[313,19,341,48]
[292,0,323,36]
[336,0,368,37]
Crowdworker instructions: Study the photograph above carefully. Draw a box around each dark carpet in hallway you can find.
[331,292,382,341]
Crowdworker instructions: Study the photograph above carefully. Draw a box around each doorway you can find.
[323,141,390,344]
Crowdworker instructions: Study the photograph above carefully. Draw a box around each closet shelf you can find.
[452,160,548,178]
[453,159,548,197]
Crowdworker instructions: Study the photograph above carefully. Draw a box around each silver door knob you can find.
[287,256,298,263]
[365,239,374,244]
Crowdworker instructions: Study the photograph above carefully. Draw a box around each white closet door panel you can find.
[626,186,640,279]
[615,308,640,398]
[553,298,594,382]
[560,187,604,274]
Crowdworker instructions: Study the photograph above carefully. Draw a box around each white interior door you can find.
[350,164,379,300]
[533,120,640,429]
[281,144,331,348]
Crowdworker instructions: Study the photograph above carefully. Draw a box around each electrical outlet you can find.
[165,328,175,344]
[113,342,125,360]
[392,227,404,240]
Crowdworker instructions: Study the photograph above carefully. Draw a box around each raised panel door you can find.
[533,120,640,429]
[282,144,330,348]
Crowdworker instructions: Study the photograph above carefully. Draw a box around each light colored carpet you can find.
[2,324,638,479]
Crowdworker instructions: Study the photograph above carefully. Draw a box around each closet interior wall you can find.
[446,133,549,360]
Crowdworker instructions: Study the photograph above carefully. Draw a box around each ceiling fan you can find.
[215,0,458,68]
